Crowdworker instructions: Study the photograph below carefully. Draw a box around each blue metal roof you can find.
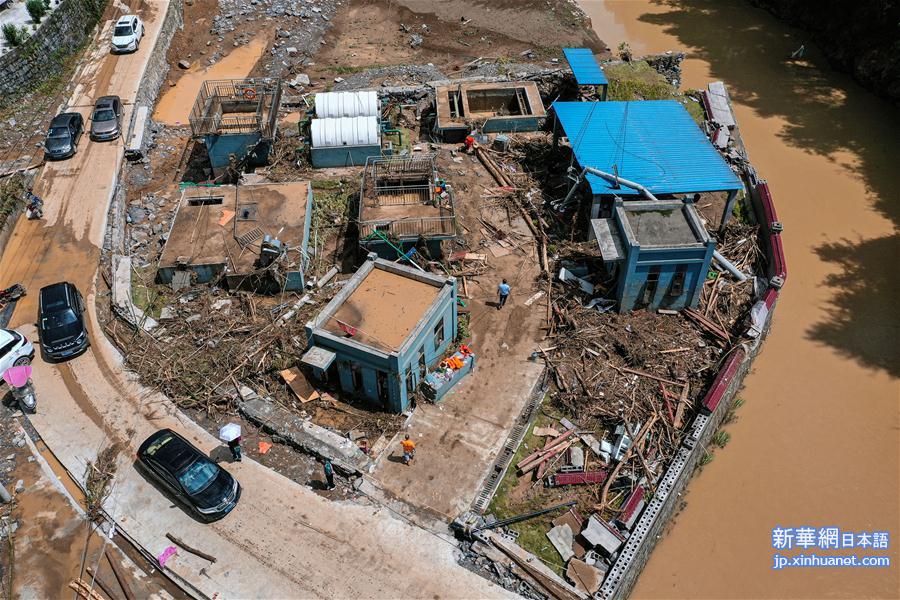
[552,100,743,196]
[563,48,608,86]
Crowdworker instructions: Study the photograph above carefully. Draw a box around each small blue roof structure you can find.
[553,100,743,196]
[563,48,608,86]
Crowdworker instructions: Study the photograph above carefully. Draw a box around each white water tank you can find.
[314,91,379,118]
[312,117,380,148]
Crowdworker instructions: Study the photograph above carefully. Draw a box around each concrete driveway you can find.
[0,1,506,597]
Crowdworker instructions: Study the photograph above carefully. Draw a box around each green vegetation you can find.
[26,0,47,23]
[331,65,386,75]
[712,430,731,448]
[2,23,29,47]
[311,179,352,231]
[456,313,470,342]
[699,450,714,466]
[0,175,27,234]
[487,410,568,576]
[605,60,675,102]
[723,395,745,425]
[617,41,633,62]
[131,266,169,319]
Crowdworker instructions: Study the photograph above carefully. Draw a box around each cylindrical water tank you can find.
[311,117,380,148]
[314,91,379,118]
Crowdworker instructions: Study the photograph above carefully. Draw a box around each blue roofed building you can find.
[563,48,608,100]
[551,100,744,223]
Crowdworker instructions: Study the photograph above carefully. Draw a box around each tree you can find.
[26,0,47,23]
[1,23,28,47]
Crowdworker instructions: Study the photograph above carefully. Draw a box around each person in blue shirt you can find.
[497,279,511,309]
[324,459,335,490]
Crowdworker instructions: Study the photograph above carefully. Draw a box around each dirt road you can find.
[0,2,505,598]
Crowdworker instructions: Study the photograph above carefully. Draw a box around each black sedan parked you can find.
[44,112,84,160]
[137,429,241,522]
[37,282,89,361]
[90,96,123,141]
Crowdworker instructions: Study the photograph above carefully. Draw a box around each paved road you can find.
[0,2,506,597]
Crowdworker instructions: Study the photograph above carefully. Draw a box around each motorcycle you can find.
[3,365,36,413]
[24,191,43,220]
[0,283,25,308]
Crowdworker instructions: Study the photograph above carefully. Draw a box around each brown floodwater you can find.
[580,1,899,598]
[153,34,270,125]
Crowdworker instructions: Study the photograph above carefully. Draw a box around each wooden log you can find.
[620,367,683,387]
[166,533,217,563]
[516,430,575,470]
[105,550,135,600]
[86,567,122,600]
[674,382,690,429]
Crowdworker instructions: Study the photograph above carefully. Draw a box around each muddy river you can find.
[579,1,899,598]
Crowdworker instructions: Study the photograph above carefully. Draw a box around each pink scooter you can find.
[3,365,36,413]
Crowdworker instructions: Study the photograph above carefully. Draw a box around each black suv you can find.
[90,96,123,141]
[137,429,241,522]
[44,112,84,160]
[37,282,89,360]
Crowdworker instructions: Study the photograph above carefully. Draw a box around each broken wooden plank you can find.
[280,367,320,403]
[105,550,136,600]
[166,533,217,563]
[86,567,122,600]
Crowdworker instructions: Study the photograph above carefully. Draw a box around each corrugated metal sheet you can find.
[553,100,743,195]
[314,91,379,118]
[562,48,608,85]
[311,116,380,148]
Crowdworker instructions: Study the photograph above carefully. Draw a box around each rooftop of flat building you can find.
[158,182,310,274]
[617,200,708,248]
[325,267,441,351]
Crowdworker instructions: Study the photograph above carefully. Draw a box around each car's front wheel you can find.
[13,356,31,366]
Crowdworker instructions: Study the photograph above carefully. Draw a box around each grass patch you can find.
[486,410,568,576]
[712,430,731,448]
[604,60,675,102]
[331,64,386,75]
[131,266,169,319]
[0,174,26,232]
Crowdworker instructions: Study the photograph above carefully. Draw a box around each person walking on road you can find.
[497,279,511,310]
[401,434,417,466]
[324,459,335,490]
[227,436,242,462]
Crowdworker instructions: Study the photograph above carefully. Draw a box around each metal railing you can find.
[189,78,282,138]
[359,216,457,240]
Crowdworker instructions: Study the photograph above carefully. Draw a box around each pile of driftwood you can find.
[106,289,321,415]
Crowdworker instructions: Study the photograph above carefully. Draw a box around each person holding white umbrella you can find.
[219,423,242,462]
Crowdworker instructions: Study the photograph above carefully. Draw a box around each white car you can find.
[0,329,34,377]
[110,14,144,54]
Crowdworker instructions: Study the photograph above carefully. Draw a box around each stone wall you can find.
[132,0,183,109]
[0,0,107,96]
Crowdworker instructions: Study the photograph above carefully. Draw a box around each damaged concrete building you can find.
[590,198,715,311]
[357,155,457,260]
[189,78,282,177]
[156,182,313,292]
[433,81,546,141]
[303,254,469,413]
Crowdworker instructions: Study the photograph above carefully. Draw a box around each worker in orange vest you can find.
[401,434,417,466]
[464,134,475,154]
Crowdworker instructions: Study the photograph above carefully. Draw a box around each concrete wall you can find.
[310,144,381,168]
[599,177,787,600]
[0,0,106,96]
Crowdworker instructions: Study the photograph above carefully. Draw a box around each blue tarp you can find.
[563,48,608,86]
[553,100,743,196]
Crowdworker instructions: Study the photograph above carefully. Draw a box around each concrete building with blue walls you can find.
[590,198,714,311]
[302,255,459,413]
[552,100,744,222]
[357,154,457,261]
[189,79,281,177]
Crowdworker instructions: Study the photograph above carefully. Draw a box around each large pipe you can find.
[560,166,660,208]
[713,249,748,281]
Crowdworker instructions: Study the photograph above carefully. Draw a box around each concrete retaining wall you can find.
[600,177,786,600]
[0,0,106,96]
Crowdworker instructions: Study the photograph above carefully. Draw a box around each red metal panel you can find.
[618,485,646,524]
[701,348,746,415]
[549,470,608,487]
[769,232,787,281]
[756,181,780,227]
[763,287,779,310]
